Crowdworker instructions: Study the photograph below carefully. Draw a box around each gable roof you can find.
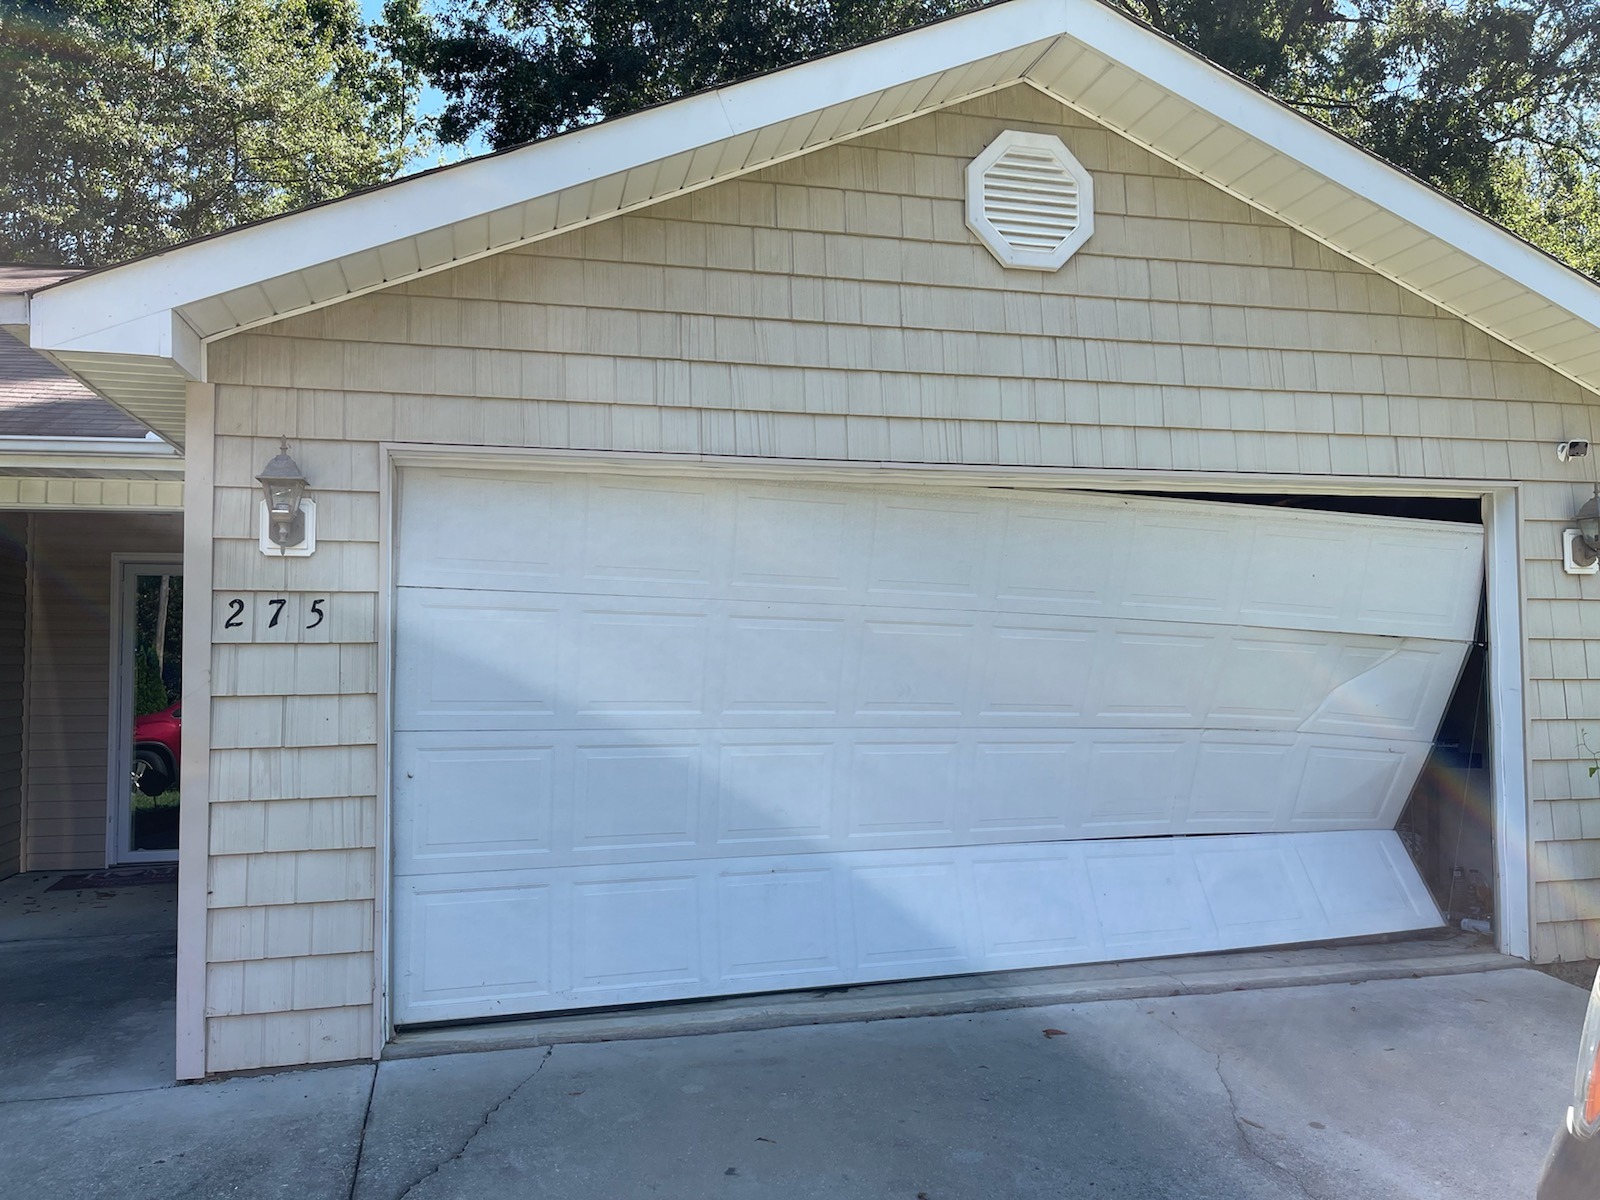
[19,0,1600,445]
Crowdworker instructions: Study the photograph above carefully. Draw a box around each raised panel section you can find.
[721,616,846,715]
[1082,736,1189,831]
[977,625,1094,716]
[968,742,1076,834]
[846,742,958,838]
[573,744,700,851]
[571,876,701,993]
[392,735,553,872]
[393,591,561,731]
[971,856,1093,962]
[397,471,566,591]
[849,861,966,968]
[867,498,987,599]
[715,742,834,843]
[854,620,974,716]
[390,831,1442,1023]
[716,868,838,980]
[1293,743,1414,827]
[575,609,708,716]
[729,490,852,593]
[395,880,554,1019]
[581,481,715,587]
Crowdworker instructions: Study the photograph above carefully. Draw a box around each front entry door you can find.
[109,559,183,864]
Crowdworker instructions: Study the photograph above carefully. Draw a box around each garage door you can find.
[391,467,1480,1024]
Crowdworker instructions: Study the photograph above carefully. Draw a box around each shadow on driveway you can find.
[0,956,1587,1200]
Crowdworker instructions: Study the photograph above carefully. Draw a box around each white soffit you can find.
[24,0,1600,433]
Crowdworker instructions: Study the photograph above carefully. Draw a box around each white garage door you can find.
[391,467,1480,1024]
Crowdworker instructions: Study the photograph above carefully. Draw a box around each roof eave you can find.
[24,0,1600,428]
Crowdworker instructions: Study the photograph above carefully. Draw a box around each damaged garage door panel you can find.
[395,472,1483,643]
[389,469,1478,1022]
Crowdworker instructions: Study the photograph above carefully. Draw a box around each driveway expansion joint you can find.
[345,1065,379,1200]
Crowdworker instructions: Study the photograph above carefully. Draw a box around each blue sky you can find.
[359,0,491,167]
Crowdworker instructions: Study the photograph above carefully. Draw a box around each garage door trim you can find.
[372,447,1530,1045]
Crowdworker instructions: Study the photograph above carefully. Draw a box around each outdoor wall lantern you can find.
[256,439,316,557]
[1564,487,1600,575]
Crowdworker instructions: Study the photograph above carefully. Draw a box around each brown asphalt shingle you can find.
[0,264,84,294]
[0,330,151,439]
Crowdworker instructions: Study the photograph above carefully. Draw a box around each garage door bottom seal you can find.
[385,932,1515,1061]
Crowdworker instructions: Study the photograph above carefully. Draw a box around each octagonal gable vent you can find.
[966,131,1094,271]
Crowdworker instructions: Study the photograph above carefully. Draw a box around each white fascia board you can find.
[25,0,1600,373]
[1045,0,1600,330]
[0,434,178,455]
[30,306,204,379]
[0,442,183,473]
[27,0,1067,357]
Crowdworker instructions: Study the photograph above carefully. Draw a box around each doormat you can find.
[45,865,178,891]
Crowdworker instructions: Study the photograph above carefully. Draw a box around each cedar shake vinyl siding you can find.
[201,85,1599,1072]
[24,512,183,870]
[0,513,24,879]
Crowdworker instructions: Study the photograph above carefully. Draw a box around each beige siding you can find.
[0,479,182,510]
[202,85,1600,1070]
[25,511,183,870]
[0,514,25,879]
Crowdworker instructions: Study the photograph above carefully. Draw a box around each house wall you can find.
[24,511,183,870]
[0,513,25,880]
[200,84,1600,1074]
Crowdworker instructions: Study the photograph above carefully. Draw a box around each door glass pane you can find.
[129,572,182,854]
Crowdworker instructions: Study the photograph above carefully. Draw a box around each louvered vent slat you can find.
[966,131,1095,271]
[983,148,1079,252]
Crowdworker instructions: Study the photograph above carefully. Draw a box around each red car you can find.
[133,700,181,796]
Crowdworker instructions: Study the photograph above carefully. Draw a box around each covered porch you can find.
[0,269,185,880]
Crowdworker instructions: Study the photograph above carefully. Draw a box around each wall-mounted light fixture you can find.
[256,439,316,557]
[1564,486,1600,575]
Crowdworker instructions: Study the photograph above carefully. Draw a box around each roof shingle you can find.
[0,330,150,438]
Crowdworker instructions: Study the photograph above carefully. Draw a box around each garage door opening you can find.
[388,466,1490,1028]
[1398,609,1492,929]
[1156,491,1494,938]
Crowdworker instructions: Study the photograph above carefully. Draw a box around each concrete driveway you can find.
[0,966,1587,1199]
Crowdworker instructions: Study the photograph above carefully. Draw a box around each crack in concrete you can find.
[387,1047,554,1200]
[0,1082,173,1106]
[1149,1013,1323,1200]
[1209,1050,1319,1200]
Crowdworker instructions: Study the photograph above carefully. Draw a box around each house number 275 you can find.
[221,596,328,631]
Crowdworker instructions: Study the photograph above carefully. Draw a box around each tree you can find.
[379,0,978,148]
[1280,0,1600,241]
[0,0,421,266]
[384,0,1600,279]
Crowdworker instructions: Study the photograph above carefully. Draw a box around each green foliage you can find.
[130,572,181,713]
[385,0,1600,279]
[133,640,169,715]
[1290,0,1600,250]
[379,0,980,148]
[0,0,423,265]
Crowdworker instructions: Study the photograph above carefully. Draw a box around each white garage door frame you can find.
[371,446,1530,1051]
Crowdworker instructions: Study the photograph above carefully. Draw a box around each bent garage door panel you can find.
[390,468,1478,1024]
